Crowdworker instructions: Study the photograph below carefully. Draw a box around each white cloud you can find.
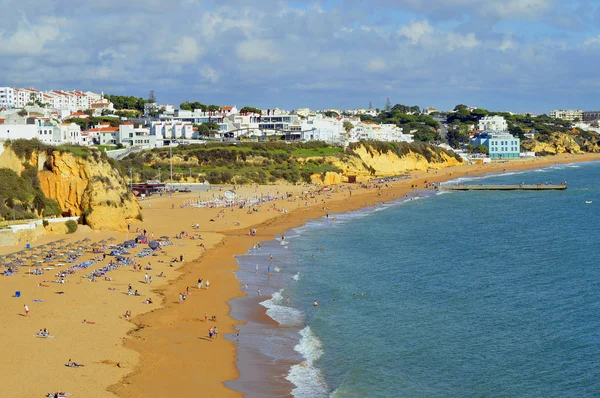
[481,0,552,19]
[366,58,387,72]
[0,17,65,56]
[399,20,434,44]
[446,32,480,50]
[200,66,220,83]
[499,36,517,52]
[399,19,479,50]
[235,39,280,63]
[582,35,600,46]
[158,36,203,64]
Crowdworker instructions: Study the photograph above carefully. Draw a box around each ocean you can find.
[228,161,600,398]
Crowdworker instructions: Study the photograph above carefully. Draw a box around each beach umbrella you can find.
[83,238,91,242]
[160,235,170,240]
[108,237,116,242]
[148,241,160,250]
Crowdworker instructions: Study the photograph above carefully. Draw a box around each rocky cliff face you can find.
[521,133,583,154]
[307,143,463,184]
[0,145,141,231]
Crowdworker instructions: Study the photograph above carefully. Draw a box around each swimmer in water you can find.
[313,300,319,307]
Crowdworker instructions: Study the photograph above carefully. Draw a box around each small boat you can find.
[585,200,592,204]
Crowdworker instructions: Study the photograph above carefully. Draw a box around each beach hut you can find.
[148,241,160,250]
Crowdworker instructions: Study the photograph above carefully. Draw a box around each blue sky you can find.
[1,0,599,113]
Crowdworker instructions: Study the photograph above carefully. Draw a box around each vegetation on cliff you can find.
[119,140,462,185]
[0,166,62,221]
[0,140,141,230]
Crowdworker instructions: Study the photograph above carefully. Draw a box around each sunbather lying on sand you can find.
[46,391,70,397]
[66,359,84,367]
[82,319,96,324]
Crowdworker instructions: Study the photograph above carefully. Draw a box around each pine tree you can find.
[385,97,391,112]
[148,90,156,103]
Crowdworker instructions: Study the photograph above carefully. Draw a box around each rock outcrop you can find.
[521,133,583,155]
[306,143,462,184]
[0,145,141,231]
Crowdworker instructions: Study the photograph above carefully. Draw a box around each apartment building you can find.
[550,109,583,122]
[0,87,15,109]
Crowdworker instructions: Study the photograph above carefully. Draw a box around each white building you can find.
[221,106,238,115]
[0,87,15,109]
[60,123,85,145]
[478,115,508,131]
[150,121,193,141]
[35,118,60,145]
[119,123,157,147]
[86,123,120,146]
[550,109,582,122]
[0,124,38,141]
[349,122,413,143]
[14,88,44,108]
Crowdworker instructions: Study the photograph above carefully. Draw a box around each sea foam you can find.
[260,290,304,327]
[286,326,329,398]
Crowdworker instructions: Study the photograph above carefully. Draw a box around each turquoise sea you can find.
[230,161,600,397]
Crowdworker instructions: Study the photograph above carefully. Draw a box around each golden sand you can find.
[0,153,598,397]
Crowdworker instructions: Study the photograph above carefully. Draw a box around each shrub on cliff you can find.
[65,220,78,234]
[5,139,52,159]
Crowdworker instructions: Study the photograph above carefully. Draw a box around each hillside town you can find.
[1,86,599,161]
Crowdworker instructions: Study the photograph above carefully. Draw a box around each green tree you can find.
[240,106,262,114]
[323,110,339,118]
[148,90,156,103]
[343,121,353,134]
[385,97,391,111]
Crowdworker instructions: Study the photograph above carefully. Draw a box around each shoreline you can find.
[109,153,600,398]
[0,153,598,397]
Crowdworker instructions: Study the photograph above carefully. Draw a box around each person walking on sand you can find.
[24,304,29,316]
[205,280,210,289]
[209,327,213,339]
[198,278,202,289]
[204,312,208,322]
[213,326,219,339]
[144,273,149,284]
[179,293,184,303]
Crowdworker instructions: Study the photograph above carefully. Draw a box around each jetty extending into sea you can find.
[440,184,567,191]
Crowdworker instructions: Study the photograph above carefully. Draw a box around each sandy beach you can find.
[1,153,599,397]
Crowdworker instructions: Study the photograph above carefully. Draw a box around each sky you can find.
[1,0,600,113]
